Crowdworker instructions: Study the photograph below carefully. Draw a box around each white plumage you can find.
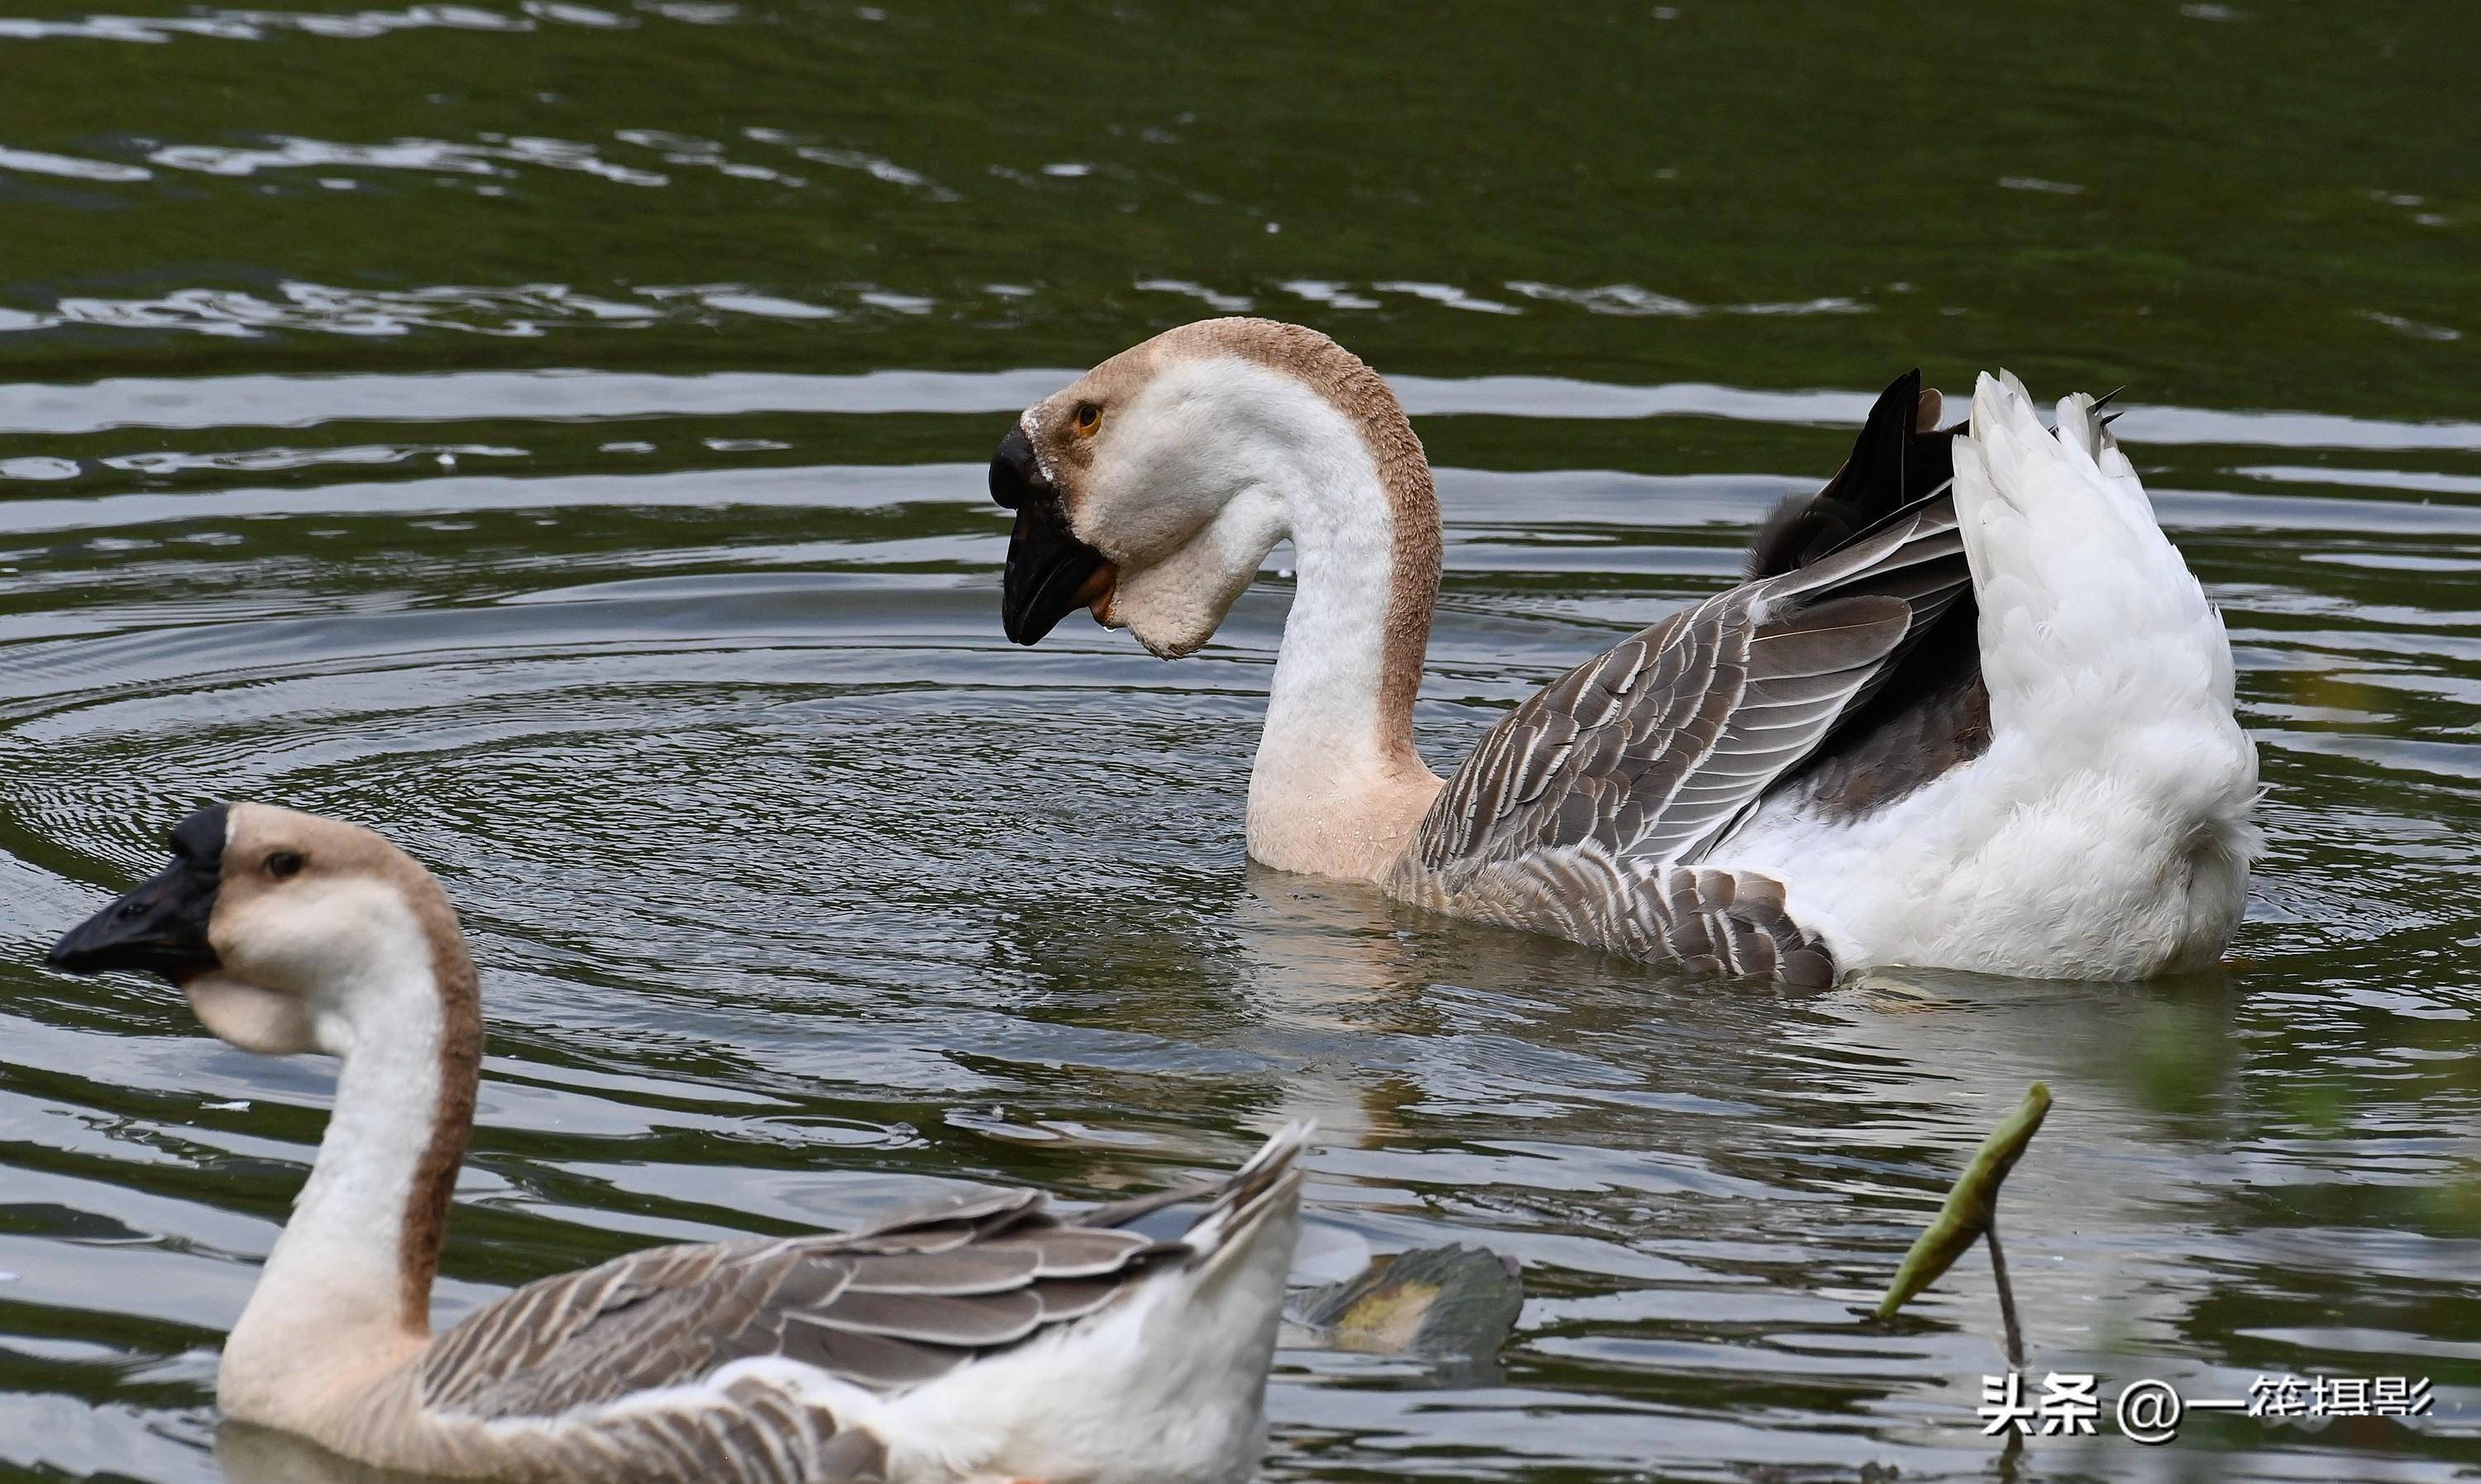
[1717,373,2260,976]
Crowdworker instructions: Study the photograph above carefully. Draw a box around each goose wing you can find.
[1742,370,1990,817]
[1413,383,1972,895]
[1746,369,1959,578]
[418,1127,1307,1427]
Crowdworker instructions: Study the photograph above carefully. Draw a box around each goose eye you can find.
[1071,402,1102,437]
[265,851,305,880]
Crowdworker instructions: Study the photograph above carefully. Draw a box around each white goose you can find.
[989,318,2259,983]
[46,802,1306,1484]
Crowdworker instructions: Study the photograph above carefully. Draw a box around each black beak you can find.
[47,804,227,983]
[991,424,1109,647]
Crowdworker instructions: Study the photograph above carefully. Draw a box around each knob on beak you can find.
[991,425,1043,510]
[988,422,1109,646]
[47,803,230,984]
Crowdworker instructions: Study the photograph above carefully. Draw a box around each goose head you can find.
[49,802,466,1057]
[991,316,1416,658]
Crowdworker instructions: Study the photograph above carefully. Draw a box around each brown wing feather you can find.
[423,1208,1170,1421]
[1747,370,1991,814]
[1747,369,1956,578]
[1405,481,1973,981]
[419,1128,1308,1431]
[1419,496,1968,880]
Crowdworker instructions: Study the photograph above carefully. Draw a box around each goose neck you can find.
[219,919,480,1423]
[1245,399,1444,878]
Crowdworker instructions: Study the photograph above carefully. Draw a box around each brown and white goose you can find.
[988,318,2260,983]
[46,802,1306,1483]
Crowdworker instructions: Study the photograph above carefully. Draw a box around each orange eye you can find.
[1072,402,1102,437]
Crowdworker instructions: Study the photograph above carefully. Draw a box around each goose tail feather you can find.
[1957,369,2247,747]
[1179,1122,1312,1273]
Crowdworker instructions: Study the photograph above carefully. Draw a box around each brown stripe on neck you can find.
[399,885,483,1335]
[1186,318,1442,768]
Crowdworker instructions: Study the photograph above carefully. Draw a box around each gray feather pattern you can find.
[411,1129,1308,1482]
[834,1247,1043,1296]
[1401,498,1969,981]
[809,1286,1047,1346]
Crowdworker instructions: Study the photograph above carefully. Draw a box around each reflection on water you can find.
[4,2,2479,1482]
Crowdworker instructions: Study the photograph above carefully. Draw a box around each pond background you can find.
[2,3,2479,1481]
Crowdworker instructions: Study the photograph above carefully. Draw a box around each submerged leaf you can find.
[1876,1082,2051,1320]
[1293,1243,1523,1358]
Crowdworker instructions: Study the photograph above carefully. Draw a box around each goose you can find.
[987,318,2259,983]
[45,801,1306,1484]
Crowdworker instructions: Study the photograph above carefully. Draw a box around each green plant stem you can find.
[1986,1219,2024,1372]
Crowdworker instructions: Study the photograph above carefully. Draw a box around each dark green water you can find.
[3,3,2478,1481]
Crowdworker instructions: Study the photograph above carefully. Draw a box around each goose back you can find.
[420,1186,1170,1421]
[371,1129,1307,1482]
[1392,375,1978,980]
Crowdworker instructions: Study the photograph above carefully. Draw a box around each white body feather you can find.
[871,1184,1300,1484]
[1714,373,2259,976]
